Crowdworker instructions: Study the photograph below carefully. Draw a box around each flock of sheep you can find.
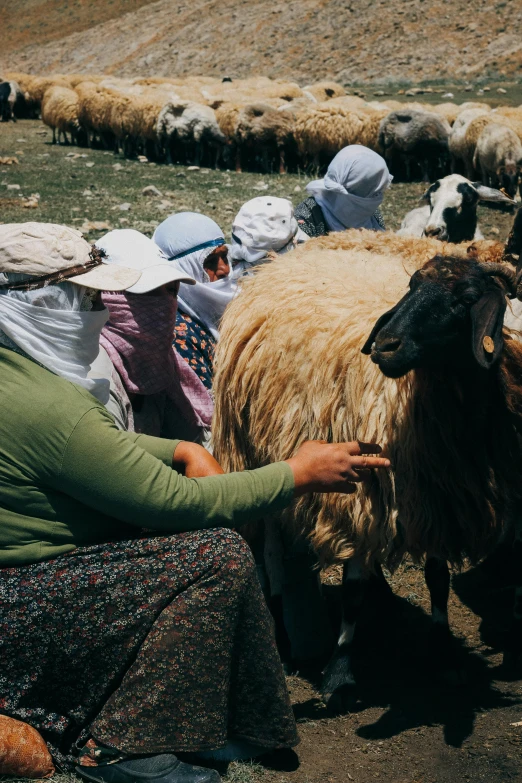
[1,71,522,190]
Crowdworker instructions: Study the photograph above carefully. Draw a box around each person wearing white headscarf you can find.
[295,145,393,236]
[154,212,234,390]
[0,223,139,404]
[154,212,234,341]
[228,196,309,278]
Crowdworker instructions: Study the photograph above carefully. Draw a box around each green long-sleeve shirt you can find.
[0,348,295,567]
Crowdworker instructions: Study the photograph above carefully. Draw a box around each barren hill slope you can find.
[1,0,521,84]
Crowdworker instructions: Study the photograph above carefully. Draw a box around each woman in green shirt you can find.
[0,223,389,783]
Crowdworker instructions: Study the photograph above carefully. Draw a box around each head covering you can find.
[153,212,235,340]
[0,275,110,402]
[95,229,196,294]
[100,292,213,428]
[229,196,309,276]
[306,146,392,232]
[0,222,140,290]
[0,222,146,403]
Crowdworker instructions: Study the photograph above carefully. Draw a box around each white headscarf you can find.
[306,145,393,232]
[228,196,309,278]
[153,212,236,339]
[0,274,110,403]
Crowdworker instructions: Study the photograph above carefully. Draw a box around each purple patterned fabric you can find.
[100,291,213,428]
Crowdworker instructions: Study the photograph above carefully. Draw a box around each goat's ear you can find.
[419,181,439,204]
[470,285,507,369]
[361,294,409,355]
[472,183,517,205]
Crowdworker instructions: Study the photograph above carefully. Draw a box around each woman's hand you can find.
[286,440,390,497]
[173,441,225,478]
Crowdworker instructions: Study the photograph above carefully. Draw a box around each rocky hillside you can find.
[1,0,521,85]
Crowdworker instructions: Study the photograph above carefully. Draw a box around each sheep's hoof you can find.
[321,653,357,714]
[325,683,358,715]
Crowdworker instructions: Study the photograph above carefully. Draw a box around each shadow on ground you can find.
[293,573,520,749]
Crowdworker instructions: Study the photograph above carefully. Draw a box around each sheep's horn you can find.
[478,262,517,298]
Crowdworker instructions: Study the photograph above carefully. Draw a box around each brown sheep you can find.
[212,227,522,708]
[41,86,82,145]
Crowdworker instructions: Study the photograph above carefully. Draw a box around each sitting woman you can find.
[154,213,233,390]
[92,228,212,442]
[228,196,308,278]
[0,223,390,783]
[295,145,393,237]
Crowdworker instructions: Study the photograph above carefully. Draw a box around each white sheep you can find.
[449,108,491,177]
[473,122,522,200]
[398,174,515,242]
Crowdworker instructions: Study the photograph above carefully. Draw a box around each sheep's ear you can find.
[470,286,507,369]
[472,183,517,205]
[361,294,409,355]
[419,181,439,204]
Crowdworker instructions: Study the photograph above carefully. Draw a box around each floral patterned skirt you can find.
[0,529,298,769]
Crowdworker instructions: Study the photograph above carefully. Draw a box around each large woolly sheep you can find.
[473,123,522,200]
[398,174,515,242]
[294,104,369,168]
[460,112,522,180]
[303,81,346,103]
[41,86,82,145]
[76,82,117,149]
[449,107,490,177]
[212,227,522,709]
[378,110,451,181]
[157,101,226,167]
[234,103,296,173]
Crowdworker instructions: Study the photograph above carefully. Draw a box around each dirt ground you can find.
[1,119,522,783]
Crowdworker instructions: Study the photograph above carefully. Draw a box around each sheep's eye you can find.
[456,292,476,307]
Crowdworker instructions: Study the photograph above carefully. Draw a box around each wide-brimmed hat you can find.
[96,229,196,294]
[0,222,141,291]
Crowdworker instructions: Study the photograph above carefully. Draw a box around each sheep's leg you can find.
[279,147,286,175]
[321,557,368,713]
[214,144,219,169]
[424,556,464,682]
[425,555,450,629]
[504,520,522,670]
[235,146,242,174]
[52,127,56,145]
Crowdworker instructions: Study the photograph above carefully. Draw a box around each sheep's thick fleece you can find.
[212,230,509,569]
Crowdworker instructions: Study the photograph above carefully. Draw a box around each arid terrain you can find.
[1,0,522,86]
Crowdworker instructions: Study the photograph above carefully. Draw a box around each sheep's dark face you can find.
[362,256,511,379]
[498,163,522,200]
